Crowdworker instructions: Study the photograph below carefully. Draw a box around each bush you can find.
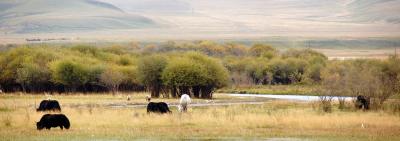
[319,96,333,113]
[50,60,92,92]
[249,43,276,58]
[162,52,229,98]
[100,66,125,95]
[162,57,207,97]
[268,58,307,84]
[137,55,167,97]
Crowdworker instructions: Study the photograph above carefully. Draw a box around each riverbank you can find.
[1,93,400,141]
[217,85,318,95]
[228,94,353,102]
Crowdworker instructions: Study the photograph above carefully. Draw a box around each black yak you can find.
[36,114,70,130]
[356,95,370,110]
[147,102,171,114]
[36,100,61,112]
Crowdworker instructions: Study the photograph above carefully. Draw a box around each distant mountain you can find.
[101,0,400,37]
[0,0,158,33]
[0,0,399,37]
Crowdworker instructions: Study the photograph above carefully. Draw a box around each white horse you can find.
[179,94,191,112]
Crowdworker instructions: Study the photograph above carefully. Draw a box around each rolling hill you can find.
[100,0,400,37]
[0,0,399,42]
[0,0,158,33]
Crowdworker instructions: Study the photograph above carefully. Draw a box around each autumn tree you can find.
[137,55,167,98]
[100,67,125,95]
[50,60,90,92]
[162,52,229,99]
[249,43,277,58]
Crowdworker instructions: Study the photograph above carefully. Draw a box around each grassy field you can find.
[0,93,400,141]
[217,85,317,95]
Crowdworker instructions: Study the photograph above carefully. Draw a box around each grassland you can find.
[0,93,400,141]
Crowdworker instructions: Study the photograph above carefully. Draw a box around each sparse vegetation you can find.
[319,56,400,110]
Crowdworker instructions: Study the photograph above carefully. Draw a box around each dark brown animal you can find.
[147,102,171,114]
[36,114,70,130]
[356,95,370,110]
[36,100,61,112]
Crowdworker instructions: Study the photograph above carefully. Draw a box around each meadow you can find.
[1,93,399,141]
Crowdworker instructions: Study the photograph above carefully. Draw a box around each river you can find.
[227,94,354,101]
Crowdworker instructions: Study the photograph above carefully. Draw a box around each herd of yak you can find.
[35,94,192,130]
[34,94,369,130]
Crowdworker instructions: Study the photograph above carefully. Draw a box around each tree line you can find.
[0,41,399,102]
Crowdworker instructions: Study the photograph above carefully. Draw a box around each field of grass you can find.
[217,85,317,95]
[1,93,400,141]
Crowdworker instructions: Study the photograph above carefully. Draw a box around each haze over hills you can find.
[100,0,400,36]
[0,0,400,44]
[0,0,157,34]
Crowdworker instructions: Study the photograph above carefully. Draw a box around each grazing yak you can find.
[37,100,61,112]
[36,114,70,130]
[356,95,370,110]
[147,102,171,114]
[178,94,191,112]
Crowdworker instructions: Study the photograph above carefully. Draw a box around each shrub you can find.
[50,60,91,92]
[162,52,229,99]
[100,66,125,95]
[137,55,167,97]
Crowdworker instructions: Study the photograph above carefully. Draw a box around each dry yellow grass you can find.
[0,93,399,141]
